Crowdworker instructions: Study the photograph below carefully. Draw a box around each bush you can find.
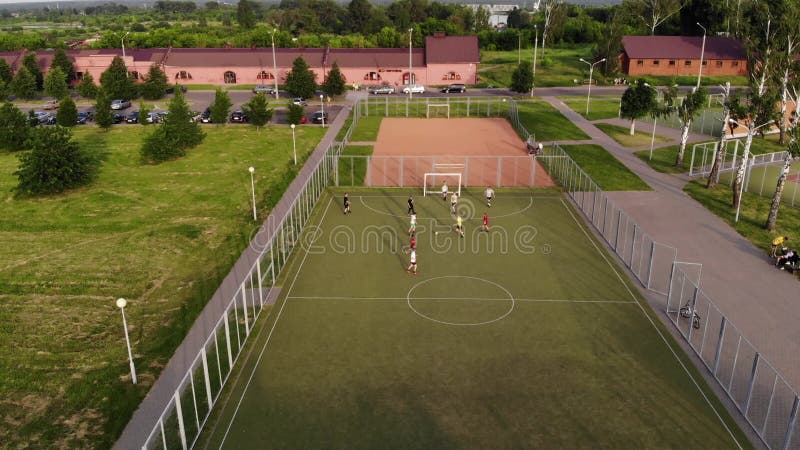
[287,103,304,125]
[56,97,78,126]
[141,91,205,162]
[14,126,103,196]
[0,102,31,151]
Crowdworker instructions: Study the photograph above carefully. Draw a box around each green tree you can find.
[100,55,136,100]
[0,80,8,101]
[0,102,31,151]
[237,0,256,29]
[56,97,78,126]
[139,102,152,126]
[347,0,373,33]
[11,66,37,100]
[141,91,205,162]
[94,89,114,129]
[140,64,168,100]
[322,62,346,97]
[14,126,102,196]
[243,92,272,126]
[620,79,657,135]
[44,66,69,100]
[662,85,707,167]
[22,52,44,91]
[209,87,232,124]
[51,48,76,84]
[284,57,317,99]
[287,103,304,125]
[765,122,800,230]
[510,62,533,93]
[76,70,98,99]
[0,58,12,85]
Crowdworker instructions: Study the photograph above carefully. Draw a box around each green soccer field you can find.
[199,188,748,449]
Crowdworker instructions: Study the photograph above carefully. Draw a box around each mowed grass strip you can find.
[516,100,590,141]
[595,122,672,148]
[0,124,325,448]
[202,190,748,449]
[559,96,621,121]
[562,145,651,191]
[338,145,373,186]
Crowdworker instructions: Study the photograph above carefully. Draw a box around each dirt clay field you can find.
[367,118,555,187]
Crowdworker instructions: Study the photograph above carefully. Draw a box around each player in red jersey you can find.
[482,212,489,232]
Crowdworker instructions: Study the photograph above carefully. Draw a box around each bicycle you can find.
[679,300,701,330]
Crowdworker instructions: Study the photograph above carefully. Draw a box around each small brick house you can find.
[0,34,480,89]
[620,36,747,77]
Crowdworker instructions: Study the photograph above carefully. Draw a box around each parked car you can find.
[292,98,308,106]
[145,111,162,124]
[76,110,94,124]
[112,113,124,124]
[370,85,395,95]
[166,85,188,94]
[126,111,139,124]
[111,99,131,110]
[311,110,328,124]
[253,85,276,95]
[200,107,212,123]
[43,99,59,110]
[402,84,425,94]
[230,110,248,123]
[33,111,55,125]
[441,83,466,93]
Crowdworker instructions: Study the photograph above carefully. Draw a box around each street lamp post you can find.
[518,31,521,64]
[408,28,414,100]
[116,298,137,384]
[531,25,538,98]
[271,28,279,100]
[290,124,297,165]
[730,119,775,222]
[579,58,606,116]
[696,23,707,90]
[111,31,131,59]
[320,94,325,128]
[248,167,257,221]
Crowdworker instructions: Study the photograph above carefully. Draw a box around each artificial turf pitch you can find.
[200,188,748,449]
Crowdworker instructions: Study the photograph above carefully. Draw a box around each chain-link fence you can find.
[668,267,800,450]
[358,95,512,120]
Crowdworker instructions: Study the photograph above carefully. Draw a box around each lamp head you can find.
[599,58,606,62]
[320,94,324,100]
[116,298,127,309]
[248,166,255,173]
[579,58,587,63]
[291,124,296,129]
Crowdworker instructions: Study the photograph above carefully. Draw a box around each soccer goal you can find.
[423,172,462,197]
[426,103,450,119]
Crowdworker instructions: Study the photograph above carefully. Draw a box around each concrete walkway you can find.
[543,96,800,391]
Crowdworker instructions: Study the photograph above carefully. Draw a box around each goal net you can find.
[423,173,462,196]
[426,104,450,119]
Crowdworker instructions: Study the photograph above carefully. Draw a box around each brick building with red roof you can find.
[0,34,479,89]
[621,35,748,77]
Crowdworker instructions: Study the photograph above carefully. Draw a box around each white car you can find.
[111,99,131,110]
[402,84,425,94]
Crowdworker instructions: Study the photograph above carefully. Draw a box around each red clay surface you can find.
[368,118,555,188]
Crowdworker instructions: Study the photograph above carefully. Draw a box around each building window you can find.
[702,60,708,66]
[364,71,381,81]
[732,61,740,67]
[177,70,192,80]
[76,72,83,80]
[653,60,660,66]
[684,61,692,67]
[668,60,676,66]
[716,61,723,68]
[403,73,415,84]
[130,71,139,80]
[636,60,643,66]
[257,71,274,80]
[224,71,237,84]
[443,71,461,80]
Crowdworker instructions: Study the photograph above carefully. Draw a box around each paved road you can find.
[543,96,800,394]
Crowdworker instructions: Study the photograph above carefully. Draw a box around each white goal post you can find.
[426,103,450,119]
[423,172,462,196]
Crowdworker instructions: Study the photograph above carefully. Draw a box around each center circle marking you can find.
[406,275,515,326]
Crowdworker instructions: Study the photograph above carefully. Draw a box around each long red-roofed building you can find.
[621,35,748,77]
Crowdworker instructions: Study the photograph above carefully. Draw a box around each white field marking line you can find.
[358,195,534,220]
[287,295,635,304]
[216,197,335,450]
[406,275,516,326]
[351,194,562,199]
[559,198,744,450]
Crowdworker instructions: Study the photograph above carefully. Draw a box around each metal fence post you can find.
[646,241,656,289]
[223,310,233,369]
[174,390,188,450]
[782,395,800,450]
[743,352,760,415]
[201,347,213,410]
[712,317,726,377]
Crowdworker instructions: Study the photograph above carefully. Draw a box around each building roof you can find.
[163,48,326,68]
[425,35,480,64]
[622,36,746,60]
[327,48,424,68]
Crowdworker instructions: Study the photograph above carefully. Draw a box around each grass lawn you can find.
[559,96,620,121]
[515,100,590,142]
[200,189,748,449]
[479,45,596,88]
[636,134,789,174]
[350,116,383,142]
[338,145,374,186]
[562,145,651,191]
[595,122,672,148]
[0,124,325,448]
[684,180,800,255]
